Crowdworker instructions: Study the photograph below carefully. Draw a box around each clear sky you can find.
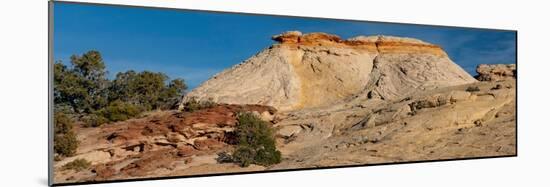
[53,2,516,89]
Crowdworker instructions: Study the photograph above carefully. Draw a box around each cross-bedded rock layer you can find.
[182,31,476,111]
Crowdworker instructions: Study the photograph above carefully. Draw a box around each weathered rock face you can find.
[182,31,476,111]
[272,79,516,169]
[55,31,516,183]
[53,104,275,183]
[475,64,516,81]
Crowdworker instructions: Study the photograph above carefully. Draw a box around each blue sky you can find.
[54,2,516,89]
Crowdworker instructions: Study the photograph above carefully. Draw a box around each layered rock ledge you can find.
[271,31,447,56]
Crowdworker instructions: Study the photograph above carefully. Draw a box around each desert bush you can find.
[54,103,76,115]
[109,71,187,110]
[157,78,188,110]
[230,112,281,167]
[54,132,79,157]
[96,100,143,122]
[54,112,79,156]
[466,86,481,92]
[54,112,73,134]
[184,97,217,112]
[62,158,91,171]
[183,97,200,112]
[81,113,109,127]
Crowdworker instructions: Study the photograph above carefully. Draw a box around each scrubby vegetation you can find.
[54,112,79,157]
[217,112,281,167]
[54,50,188,127]
[53,50,189,158]
[95,100,143,122]
[81,114,109,128]
[62,159,91,171]
[108,70,187,111]
[54,131,79,157]
[182,97,217,112]
[54,112,73,134]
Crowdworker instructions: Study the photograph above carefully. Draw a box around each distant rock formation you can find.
[475,64,516,81]
[181,31,476,111]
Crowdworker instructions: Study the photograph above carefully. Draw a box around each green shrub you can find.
[62,158,91,171]
[54,132,79,157]
[81,113,109,127]
[230,112,281,167]
[54,112,73,134]
[54,112,80,157]
[184,97,217,112]
[96,100,142,122]
[184,97,200,112]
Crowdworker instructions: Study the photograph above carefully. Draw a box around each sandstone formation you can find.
[475,64,516,81]
[181,31,476,111]
[272,79,515,169]
[54,104,275,183]
[54,31,516,184]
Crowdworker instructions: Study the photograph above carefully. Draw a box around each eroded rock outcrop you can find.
[55,31,516,184]
[475,64,516,81]
[54,104,275,183]
[272,79,516,169]
[182,31,476,111]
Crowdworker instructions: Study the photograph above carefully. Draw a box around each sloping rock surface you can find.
[182,31,476,111]
[272,79,516,168]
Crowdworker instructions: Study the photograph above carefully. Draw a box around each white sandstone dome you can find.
[181,31,476,111]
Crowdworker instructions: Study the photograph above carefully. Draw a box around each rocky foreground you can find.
[54,32,516,184]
